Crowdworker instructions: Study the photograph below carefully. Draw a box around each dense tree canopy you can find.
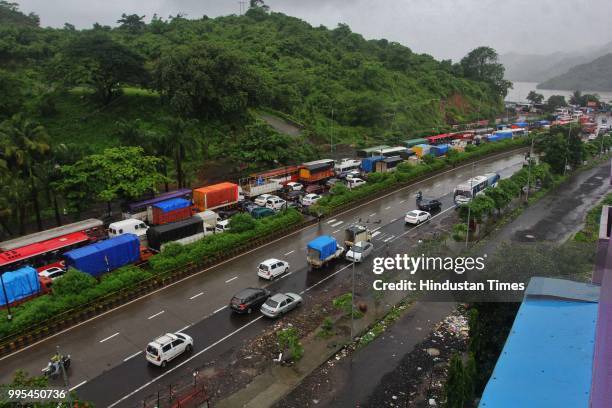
[460,46,512,98]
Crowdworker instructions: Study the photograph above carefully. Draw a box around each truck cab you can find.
[344,224,372,247]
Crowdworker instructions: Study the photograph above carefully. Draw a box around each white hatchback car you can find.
[405,210,431,225]
[257,258,290,280]
[254,194,277,207]
[266,197,287,210]
[345,241,374,262]
[146,332,193,367]
[215,219,230,233]
[347,178,367,189]
[301,193,322,206]
[38,266,66,281]
[285,182,303,191]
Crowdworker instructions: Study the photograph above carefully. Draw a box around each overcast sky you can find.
[16,0,612,60]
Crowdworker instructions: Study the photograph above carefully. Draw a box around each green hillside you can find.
[538,53,612,91]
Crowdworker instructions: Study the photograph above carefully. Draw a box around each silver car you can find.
[260,293,303,318]
[345,241,374,262]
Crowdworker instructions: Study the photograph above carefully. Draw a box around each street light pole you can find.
[465,162,475,248]
[525,134,535,202]
[563,122,572,176]
[350,243,356,341]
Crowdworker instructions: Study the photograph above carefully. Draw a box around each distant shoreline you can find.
[505,81,612,103]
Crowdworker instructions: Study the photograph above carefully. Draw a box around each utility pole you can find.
[465,162,475,248]
[525,134,535,202]
[57,345,73,408]
[563,122,572,176]
[350,244,356,341]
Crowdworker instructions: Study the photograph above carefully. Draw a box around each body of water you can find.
[506,82,612,104]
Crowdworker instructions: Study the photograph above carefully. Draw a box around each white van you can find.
[216,219,231,233]
[194,210,220,230]
[109,219,148,238]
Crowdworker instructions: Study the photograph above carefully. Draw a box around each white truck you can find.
[343,224,372,247]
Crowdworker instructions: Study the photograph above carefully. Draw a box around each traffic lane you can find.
[100,205,455,407]
[0,151,524,384]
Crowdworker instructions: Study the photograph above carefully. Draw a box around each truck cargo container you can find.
[411,144,431,158]
[193,182,240,212]
[357,145,390,158]
[344,225,372,247]
[375,156,403,172]
[151,198,193,225]
[493,131,513,141]
[299,160,335,183]
[430,144,450,157]
[361,156,385,173]
[63,234,141,277]
[0,266,51,308]
[146,217,206,251]
[380,146,409,158]
[241,179,283,198]
[123,189,192,222]
[403,138,428,148]
[306,235,344,268]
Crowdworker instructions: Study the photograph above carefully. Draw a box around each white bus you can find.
[453,173,500,205]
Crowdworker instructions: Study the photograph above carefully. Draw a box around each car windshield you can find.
[352,246,364,253]
[175,333,186,340]
[265,299,279,308]
[146,345,159,356]
[407,211,419,217]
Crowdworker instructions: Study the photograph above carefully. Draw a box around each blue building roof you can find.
[479,277,600,408]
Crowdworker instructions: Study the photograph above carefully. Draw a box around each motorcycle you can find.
[41,354,71,377]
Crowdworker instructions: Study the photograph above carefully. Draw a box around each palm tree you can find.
[0,114,50,232]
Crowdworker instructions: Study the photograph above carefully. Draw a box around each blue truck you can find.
[63,234,141,277]
[0,266,44,307]
[306,235,344,268]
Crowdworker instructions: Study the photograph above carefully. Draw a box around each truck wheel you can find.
[247,307,253,314]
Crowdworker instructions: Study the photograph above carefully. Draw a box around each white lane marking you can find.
[189,292,204,300]
[123,351,142,362]
[372,231,381,238]
[384,235,396,242]
[178,324,191,332]
[99,332,120,343]
[390,218,398,223]
[332,229,341,234]
[369,213,377,217]
[384,206,392,210]
[331,220,344,227]
[375,233,387,240]
[399,200,406,204]
[70,380,87,391]
[225,276,238,283]
[284,250,295,256]
[213,305,228,314]
[107,316,264,408]
[0,149,525,363]
[147,310,165,320]
[326,218,337,224]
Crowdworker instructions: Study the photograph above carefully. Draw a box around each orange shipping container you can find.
[193,182,239,212]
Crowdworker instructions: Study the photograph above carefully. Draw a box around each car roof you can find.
[150,333,177,346]
[234,287,264,298]
[269,293,289,302]
[261,258,281,265]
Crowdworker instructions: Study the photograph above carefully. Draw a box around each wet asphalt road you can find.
[0,151,525,406]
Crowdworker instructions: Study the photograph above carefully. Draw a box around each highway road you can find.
[0,150,525,406]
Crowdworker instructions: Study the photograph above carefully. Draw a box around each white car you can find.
[345,241,374,262]
[345,170,361,180]
[215,219,230,233]
[266,197,287,210]
[254,194,277,207]
[347,178,367,189]
[38,266,66,281]
[405,210,431,225]
[285,182,303,191]
[257,258,290,280]
[146,332,193,367]
[301,193,322,206]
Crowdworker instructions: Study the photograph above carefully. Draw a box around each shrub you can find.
[277,327,304,361]
[228,212,256,233]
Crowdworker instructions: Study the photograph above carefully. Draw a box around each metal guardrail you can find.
[0,218,317,357]
[0,144,529,357]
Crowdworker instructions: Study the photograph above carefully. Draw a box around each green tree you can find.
[228,213,256,233]
[445,354,466,408]
[57,146,166,216]
[545,95,567,112]
[0,70,24,120]
[569,90,583,106]
[154,43,263,118]
[526,90,544,105]
[166,117,201,188]
[460,47,512,97]
[484,183,513,214]
[0,115,50,232]
[117,13,146,33]
[463,353,477,404]
[63,32,147,105]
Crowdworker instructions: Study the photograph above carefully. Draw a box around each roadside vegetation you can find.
[0,0,510,236]
[0,209,304,339]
